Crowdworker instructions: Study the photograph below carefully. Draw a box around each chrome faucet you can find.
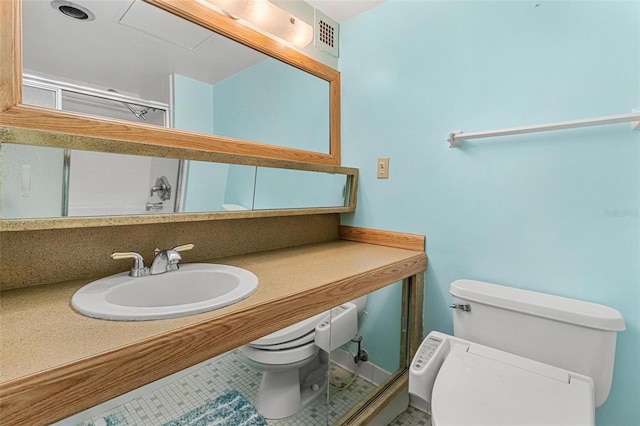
[150,176,171,201]
[111,244,194,277]
[149,244,194,275]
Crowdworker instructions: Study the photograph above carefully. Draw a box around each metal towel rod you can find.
[448,111,640,148]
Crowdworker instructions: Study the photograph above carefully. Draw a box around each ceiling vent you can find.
[314,9,339,58]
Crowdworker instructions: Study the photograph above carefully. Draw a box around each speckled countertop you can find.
[0,240,425,384]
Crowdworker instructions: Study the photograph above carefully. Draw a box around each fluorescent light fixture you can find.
[203,0,313,48]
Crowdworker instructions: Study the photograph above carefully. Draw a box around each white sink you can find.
[71,264,258,321]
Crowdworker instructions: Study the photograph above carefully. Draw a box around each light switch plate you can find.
[377,158,389,179]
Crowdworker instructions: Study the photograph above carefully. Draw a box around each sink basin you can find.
[71,264,258,321]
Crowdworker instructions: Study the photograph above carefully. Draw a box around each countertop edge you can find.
[0,248,427,425]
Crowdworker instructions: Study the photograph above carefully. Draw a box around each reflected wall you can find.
[21,0,332,154]
[1,74,349,219]
[53,285,404,425]
[212,59,329,153]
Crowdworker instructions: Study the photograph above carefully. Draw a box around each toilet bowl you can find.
[240,296,367,419]
[240,311,328,419]
[409,280,625,426]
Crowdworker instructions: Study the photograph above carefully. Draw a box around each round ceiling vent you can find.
[50,0,95,21]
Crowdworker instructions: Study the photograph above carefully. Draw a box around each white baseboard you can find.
[330,348,391,386]
[369,387,409,426]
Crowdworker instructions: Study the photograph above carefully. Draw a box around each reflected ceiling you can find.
[22,0,266,99]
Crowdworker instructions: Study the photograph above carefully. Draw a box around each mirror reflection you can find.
[55,285,402,425]
[21,0,330,153]
[0,143,349,219]
[4,74,346,219]
[254,168,346,210]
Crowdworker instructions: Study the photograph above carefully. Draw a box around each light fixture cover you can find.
[204,0,313,48]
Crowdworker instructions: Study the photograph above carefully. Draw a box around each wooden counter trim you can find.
[0,126,353,173]
[0,253,427,426]
[0,206,355,232]
[339,226,425,252]
[399,272,426,368]
[0,0,21,111]
[0,106,339,165]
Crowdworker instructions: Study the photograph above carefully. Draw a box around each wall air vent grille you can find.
[314,9,339,58]
[319,19,334,48]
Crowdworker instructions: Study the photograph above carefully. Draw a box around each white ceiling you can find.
[22,0,385,103]
[22,0,268,101]
[306,0,386,23]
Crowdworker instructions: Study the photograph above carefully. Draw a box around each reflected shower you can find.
[106,88,154,122]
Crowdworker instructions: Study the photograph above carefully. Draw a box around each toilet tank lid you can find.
[450,280,625,331]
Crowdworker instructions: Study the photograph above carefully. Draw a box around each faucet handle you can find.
[110,252,149,277]
[173,243,194,252]
[153,244,193,256]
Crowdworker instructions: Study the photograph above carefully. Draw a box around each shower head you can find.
[107,88,148,122]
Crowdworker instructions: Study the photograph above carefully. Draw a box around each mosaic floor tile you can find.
[80,350,396,426]
[388,406,432,426]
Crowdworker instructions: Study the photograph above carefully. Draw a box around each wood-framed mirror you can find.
[0,0,341,165]
[0,125,357,231]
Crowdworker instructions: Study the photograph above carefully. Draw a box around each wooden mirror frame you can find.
[0,0,341,165]
[0,125,357,232]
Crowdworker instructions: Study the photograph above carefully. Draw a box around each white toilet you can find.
[240,296,367,419]
[409,279,625,426]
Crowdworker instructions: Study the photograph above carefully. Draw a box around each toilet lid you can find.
[432,344,595,426]
[250,311,329,347]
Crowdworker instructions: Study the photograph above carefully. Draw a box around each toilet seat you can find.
[249,329,316,350]
[242,312,328,366]
[241,341,319,366]
[249,311,328,348]
[432,344,595,426]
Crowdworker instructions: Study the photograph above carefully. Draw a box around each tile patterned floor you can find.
[388,406,432,426]
[80,349,381,426]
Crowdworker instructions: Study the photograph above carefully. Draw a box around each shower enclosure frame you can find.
[21,74,177,216]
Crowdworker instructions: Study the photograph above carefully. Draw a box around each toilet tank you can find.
[450,279,625,407]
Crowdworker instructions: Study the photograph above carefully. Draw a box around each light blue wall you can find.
[212,58,330,153]
[173,74,230,212]
[339,1,639,425]
[209,60,338,209]
[346,281,404,373]
[253,168,345,209]
[223,165,256,210]
[173,74,214,135]
[175,64,335,211]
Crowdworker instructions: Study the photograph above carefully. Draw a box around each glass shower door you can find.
[3,77,177,218]
[1,84,65,219]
